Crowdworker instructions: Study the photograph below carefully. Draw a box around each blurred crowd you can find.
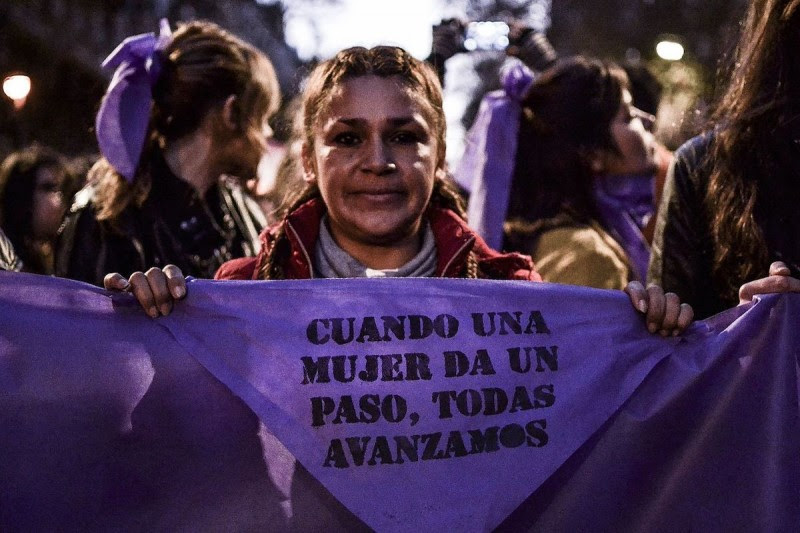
[1,0,799,321]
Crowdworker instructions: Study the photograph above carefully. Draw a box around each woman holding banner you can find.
[56,20,278,285]
[647,0,800,318]
[106,45,693,337]
[103,45,700,530]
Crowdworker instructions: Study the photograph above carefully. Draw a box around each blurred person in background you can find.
[623,61,673,242]
[457,56,658,290]
[0,145,75,275]
[648,0,800,318]
[245,96,305,220]
[56,19,280,285]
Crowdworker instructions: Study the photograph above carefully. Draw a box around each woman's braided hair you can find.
[258,46,478,279]
[90,20,280,225]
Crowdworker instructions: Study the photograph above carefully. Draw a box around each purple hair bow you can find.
[453,60,535,250]
[96,19,172,182]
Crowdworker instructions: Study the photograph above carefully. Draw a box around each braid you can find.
[429,176,468,219]
[464,252,479,279]
[429,176,479,279]
[258,182,321,280]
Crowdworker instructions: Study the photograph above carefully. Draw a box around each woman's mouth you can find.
[351,190,406,202]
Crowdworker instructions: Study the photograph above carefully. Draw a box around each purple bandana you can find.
[454,61,536,250]
[2,273,800,531]
[593,172,655,282]
[95,19,172,181]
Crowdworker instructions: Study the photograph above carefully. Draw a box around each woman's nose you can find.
[632,107,656,132]
[362,140,397,176]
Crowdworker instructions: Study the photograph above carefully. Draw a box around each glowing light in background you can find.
[3,74,31,100]
[284,0,443,60]
[463,21,510,52]
[656,40,685,61]
[3,74,31,109]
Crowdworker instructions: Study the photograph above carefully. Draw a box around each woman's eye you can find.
[37,183,60,193]
[391,131,420,144]
[333,132,361,146]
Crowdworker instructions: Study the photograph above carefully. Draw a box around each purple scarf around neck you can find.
[593,172,655,282]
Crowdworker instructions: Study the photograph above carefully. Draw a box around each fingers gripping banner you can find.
[0,273,798,532]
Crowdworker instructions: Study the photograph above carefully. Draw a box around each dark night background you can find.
[0,0,748,160]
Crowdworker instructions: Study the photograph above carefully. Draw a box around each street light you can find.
[656,40,685,61]
[3,74,31,109]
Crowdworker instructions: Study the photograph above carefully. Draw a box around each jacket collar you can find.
[268,198,477,278]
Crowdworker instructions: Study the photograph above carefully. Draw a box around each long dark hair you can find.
[0,145,72,273]
[505,56,626,226]
[89,20,280,224]
[705,0,800,302]
[258,46,475,280]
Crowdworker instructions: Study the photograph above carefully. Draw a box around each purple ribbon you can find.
[593,173,655,282]
[95,19,172,182]
[454,61,535,250]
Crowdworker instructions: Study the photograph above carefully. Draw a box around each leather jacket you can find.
[648,133,800,318]
[56,154,266,286]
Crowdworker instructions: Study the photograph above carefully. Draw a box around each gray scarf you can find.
[313,216,437,278]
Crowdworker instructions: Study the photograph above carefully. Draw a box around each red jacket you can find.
[215,198,540,281]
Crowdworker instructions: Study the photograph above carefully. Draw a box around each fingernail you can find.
[638,300,648,313]
[148,307,158,318]
[672,330,680,337]
[174,286,185,298]
[659,329,668,337]
[647,323,657,333]
[160,304,170,316]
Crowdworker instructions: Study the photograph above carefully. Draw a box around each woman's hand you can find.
[625,281,694,336]
[103,265,187,317]
[738,261,800,305]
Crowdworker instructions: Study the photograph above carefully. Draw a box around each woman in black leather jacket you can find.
[56,20,279,285]
[648,0,800,318]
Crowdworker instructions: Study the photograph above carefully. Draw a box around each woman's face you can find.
[602,90,657,175]
[213,111,272,181]
[303,75,441,250]
[31,165,67,241]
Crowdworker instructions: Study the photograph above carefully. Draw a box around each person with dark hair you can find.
[457,56,658,291]
[648,0,800,319]
[622,62,663,119]
[55,20,280,285]
[0,145,74,274]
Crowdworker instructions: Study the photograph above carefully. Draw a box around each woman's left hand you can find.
[738,261,800,305]
[625,281,694,336]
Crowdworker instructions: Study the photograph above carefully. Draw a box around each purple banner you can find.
[0,272,798,531]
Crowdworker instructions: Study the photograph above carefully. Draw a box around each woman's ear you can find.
[301,142,317,183]
[221,95,239,131]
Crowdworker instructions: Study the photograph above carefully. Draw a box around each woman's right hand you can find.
[104,265,187,317]
[738,261,800,305]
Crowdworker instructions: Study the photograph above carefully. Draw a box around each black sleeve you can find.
[55,204,145,287]
[647,135,723,318]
